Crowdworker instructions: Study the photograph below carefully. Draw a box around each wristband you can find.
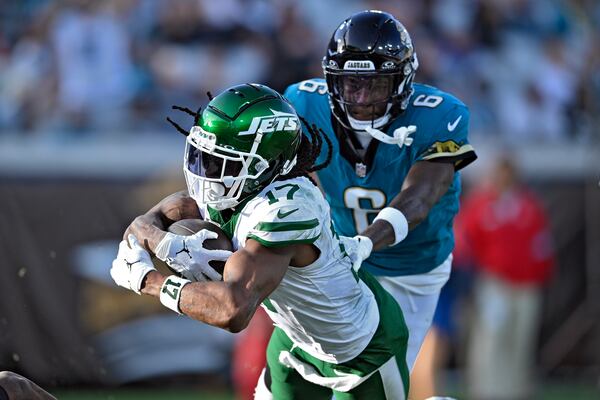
[159,275,191,314]
[373,207,408,246]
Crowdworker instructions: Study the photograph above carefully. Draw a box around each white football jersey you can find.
[201,177,379,363]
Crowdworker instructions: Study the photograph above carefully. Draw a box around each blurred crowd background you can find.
[0,0,599,399]
[1,0,599,142]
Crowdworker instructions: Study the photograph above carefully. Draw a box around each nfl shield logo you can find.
[355,162,367,178]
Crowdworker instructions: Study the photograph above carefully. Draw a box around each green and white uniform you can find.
[200,176,409,399]
[182,84,408,398]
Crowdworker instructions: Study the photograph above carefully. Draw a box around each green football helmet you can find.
[184,83,302,210]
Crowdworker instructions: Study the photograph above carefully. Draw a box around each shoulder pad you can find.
[245,179,324,247]
[410,84,468,114]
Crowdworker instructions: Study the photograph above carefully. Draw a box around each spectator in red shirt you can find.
[462,156,555,400]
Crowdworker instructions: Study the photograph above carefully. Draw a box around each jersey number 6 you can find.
[344,187,387,233]
[413,94,443,108]
[298,80,328,95]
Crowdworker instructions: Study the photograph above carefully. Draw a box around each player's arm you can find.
[342,105,475,268]
[362,104,474,251]
[125,190,201,252]
[0,371,57,400]
[361,161,455,251]
[140,239,295,332]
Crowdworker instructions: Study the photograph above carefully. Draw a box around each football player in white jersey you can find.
[111,84,410,399]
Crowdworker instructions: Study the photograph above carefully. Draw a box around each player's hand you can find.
[154,230,232,282]
[340,235,373,272]
[111,234,156,294]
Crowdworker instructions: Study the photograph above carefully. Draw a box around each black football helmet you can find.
[323,10,418,132]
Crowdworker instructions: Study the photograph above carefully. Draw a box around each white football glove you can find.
[154,230,232,282]
[339,235,373,272]
[111,234,156,294]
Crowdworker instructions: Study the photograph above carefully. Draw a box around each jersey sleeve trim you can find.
[419,142,477,171]
[254,219,320,232]
[420,141,474,160]
[247,234,321,248]
[426,152,478,171]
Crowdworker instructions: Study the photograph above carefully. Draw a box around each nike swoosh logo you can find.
[447,115,462,132]
[277,208,299,219]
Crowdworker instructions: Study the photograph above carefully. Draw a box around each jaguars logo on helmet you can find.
[184,84,302,210]
[322,10,419,132]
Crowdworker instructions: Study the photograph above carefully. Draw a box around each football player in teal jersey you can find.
[284,10,477,375]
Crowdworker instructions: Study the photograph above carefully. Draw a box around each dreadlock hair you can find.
[166,101,333,188]
[276,116,333,186]
[166,104,202,136]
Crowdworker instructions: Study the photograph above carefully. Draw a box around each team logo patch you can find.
[343,60,375,71]
[355,162,367,178]
[425,140,462,155]
[238,109,299,136]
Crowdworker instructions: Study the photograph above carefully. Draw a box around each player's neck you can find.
[345,127,378,161]
[354,132,373,152]
[332,119,381,178]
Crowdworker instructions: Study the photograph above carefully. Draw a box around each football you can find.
[152,219,233,278]
[169,219,233,276]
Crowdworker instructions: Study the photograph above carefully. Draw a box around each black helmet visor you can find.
[327,69,402,120]
[186,143,243,180]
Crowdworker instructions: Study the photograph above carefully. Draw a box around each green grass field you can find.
[51,381,599,400]
[52,389,234,400]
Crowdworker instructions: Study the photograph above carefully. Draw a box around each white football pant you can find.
[376,254,452,371]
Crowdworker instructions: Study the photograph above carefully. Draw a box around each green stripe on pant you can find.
[264,269,409,399]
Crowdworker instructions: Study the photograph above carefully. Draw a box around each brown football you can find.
[163,219,233,278]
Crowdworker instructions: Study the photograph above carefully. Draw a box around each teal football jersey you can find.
[284,79,476,276]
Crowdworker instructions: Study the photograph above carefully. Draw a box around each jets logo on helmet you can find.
[183,84,301,210]
[238,109,299,136]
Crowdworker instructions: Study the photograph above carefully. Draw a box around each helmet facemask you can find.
[324,59,417,132]
[327,69,400,131]
[184,126,270,210]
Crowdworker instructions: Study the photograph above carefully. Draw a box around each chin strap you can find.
[364,125,417,148]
